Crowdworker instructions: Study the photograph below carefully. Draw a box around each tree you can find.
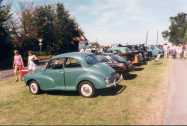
[33,5,56,53]
[0,0,13,69]
[183,31,187,42]
[55,3,82,53]
[32,3,84,54]
[9,2,85,56]
[162,12,187,44]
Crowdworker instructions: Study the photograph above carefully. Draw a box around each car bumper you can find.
[106,75,122,88]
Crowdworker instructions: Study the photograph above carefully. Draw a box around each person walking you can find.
[171,44,177,59]
[163,44,169,58]
[176,44,183,59]
[181,44,185,59]
[80,48,85,53]
[28,51,38,72]
[184,44,187,59]
[13,50,24,82]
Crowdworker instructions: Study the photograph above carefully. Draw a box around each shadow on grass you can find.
[124,73,137,80]
[45,90,79,96]
[134,67,144,71]
[97,85,127,96]
[44,85,127,97]
[153,62,163,65]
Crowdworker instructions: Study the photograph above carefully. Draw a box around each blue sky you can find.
[8,0,187,45]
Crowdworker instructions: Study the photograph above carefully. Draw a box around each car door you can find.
[64,57,84,90]
[43,58,65,90]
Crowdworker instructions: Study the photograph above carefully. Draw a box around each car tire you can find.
[29,81,40,95]
[79,81,95,98]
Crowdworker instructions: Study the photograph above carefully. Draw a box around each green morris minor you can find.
[24,52,121,97]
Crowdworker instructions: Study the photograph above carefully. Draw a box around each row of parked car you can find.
[23,44,164,98]
[96,44,164,79]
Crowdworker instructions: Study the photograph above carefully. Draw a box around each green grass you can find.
[0,59,169,125]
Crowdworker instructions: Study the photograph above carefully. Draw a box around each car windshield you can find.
[86,54,99,65]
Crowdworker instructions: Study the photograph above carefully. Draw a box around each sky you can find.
[8,0,187,45]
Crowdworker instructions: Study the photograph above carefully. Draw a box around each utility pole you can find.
[145,31,149,46]
[156,30,159,45]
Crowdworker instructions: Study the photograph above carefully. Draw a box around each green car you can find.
[24,52,121,97]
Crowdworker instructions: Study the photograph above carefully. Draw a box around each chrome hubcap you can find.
[30,83,38,94]
[81,84,92,97]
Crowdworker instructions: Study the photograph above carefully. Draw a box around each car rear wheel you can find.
[29,81,40,95]
[79,81,95,98]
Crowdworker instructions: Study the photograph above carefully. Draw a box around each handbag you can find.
[20,67,29,78]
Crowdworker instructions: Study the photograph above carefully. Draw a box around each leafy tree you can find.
[9,2,85,56]
[162,12,187,44]
[0,1,13,69]
[32,3,84,54]
[55,3,80,53]
[183,31,187,42]
[32,5,56,53]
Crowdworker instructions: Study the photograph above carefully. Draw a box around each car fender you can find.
[25,74,56,90]
[76,74,106,89]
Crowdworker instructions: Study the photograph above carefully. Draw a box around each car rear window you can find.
[86,54,99,65]
[112,55,128,63]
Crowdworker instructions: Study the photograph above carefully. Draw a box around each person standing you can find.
[28,51,38,72]
[171,44,177,59]
[184,44,187,59]
[176,44,183,59]
[80,48,85,53]
[13,50,24,82]
[163,44,169,58]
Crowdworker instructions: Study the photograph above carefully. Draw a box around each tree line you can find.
[0,1,85,69]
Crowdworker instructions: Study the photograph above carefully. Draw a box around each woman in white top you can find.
[28,51,38,72]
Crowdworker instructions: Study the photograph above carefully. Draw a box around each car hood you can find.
[89,63,115,77]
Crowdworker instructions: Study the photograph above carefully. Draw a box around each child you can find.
[28,51,38,72]
[13,50,24,82]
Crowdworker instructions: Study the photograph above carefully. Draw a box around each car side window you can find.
[65,58,81,68]
[47,58,64,70]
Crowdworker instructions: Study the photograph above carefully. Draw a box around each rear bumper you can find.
[106,75,122,88]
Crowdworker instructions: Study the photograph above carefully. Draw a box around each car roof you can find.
[53,52,93,59]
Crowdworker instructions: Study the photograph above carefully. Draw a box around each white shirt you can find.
[80,49,85,53]
[28,55,37,71]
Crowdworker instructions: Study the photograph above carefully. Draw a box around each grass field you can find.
[0,59,169,125]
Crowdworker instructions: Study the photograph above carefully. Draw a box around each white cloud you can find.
[69,0,165,45]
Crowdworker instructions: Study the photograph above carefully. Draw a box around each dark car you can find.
[102,53,135,71]
[109,54,135,71]
[97,55,128,78]
[110,46,142,65]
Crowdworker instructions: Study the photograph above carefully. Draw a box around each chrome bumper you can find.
[106,76,123,88]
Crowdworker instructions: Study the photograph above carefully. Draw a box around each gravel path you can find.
[165,59,187,125]
[0,69,14,80]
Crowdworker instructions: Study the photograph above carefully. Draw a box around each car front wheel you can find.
[29,81,40,95]
[79,81,95,98]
